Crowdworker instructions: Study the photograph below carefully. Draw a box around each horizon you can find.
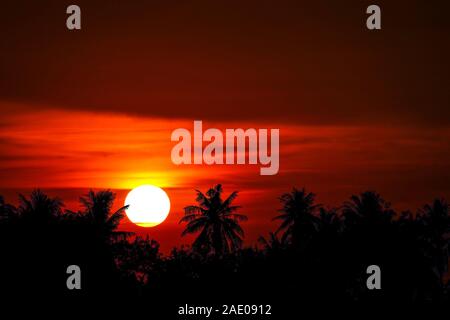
[0,182,446,254]
[1,0,449,306]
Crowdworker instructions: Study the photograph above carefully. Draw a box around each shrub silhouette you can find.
[0,187,448,303]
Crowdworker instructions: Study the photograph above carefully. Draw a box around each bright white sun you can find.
[124,185,171,227]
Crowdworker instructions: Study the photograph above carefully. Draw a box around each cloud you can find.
[1,1,449,125]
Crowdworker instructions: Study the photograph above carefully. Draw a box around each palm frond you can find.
[184,205,205,215]
[224,218,245,237]
[181,217,208,236]
[195,190,212,209]
[107,205,128,229]
[221,191,238,208]
[225,213,248,222]
[272,213,290,221]
[192,227,210,250]
[275,217,293,235]
[179,213,202,224]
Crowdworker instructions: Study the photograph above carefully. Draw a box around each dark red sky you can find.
[2,0,449,124]
[1,0,449,252]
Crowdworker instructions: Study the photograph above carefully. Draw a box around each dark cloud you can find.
[1,0,449,125]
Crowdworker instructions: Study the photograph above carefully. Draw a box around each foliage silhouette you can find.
[0,186,448,304]
[274,188,321,248]
[67,190,131,242]
[418,199,449,290]
[0,195,15,222]
[179,184,248,255]
[18,189,63,224]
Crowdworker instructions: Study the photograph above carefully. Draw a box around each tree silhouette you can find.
[0,195,16,223]
[114,236,161,284]
[69,190,130,242]
[64,190,134,296]
[258,232,286,252]
[180,184,247,255]
[274,188,321,247]
[342,191,394,226]
[317,207,341,233]
[418,198,450,289]
[258,232,289,264]
[0,187,449,302]
[18,189,63,224]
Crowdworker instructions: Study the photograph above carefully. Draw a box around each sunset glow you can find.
[1,106,450,252]
[124,185,171,227]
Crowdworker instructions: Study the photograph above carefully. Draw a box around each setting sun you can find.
[124,185,171,227]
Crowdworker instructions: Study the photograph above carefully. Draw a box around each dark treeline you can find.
[0,185,448,304]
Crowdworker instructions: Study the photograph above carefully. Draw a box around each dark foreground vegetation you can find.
[0,185,448,304]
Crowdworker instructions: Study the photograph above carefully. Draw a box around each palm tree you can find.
[318,207,341,233]
[179,184,247,255]
[70,190,130,242]
[258,232,286,252]
[342,191,394,226]
[274,188,321,247]
[419,198,449,237]
[0,195,16,223]
[18,189,63,224]
[418,198,449,288]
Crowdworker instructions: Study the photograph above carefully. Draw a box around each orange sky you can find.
[1,106,449,252]
[1,1,449,252]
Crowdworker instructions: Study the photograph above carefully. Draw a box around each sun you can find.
[124,185,171,227]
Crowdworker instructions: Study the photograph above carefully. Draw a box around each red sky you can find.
[1,1,449,252]
[1,108,449,252]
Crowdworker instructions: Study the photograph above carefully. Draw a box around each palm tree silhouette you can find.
[418,199,449,288]
[1,186,449,301]
[342,191,394,226]
[180,184,247,255]
[258,232,286,252]
[18,189,63,224]
[318,207,341,233]
[69,190,130,242]
[274,188,321,247]
[0,195,16,223]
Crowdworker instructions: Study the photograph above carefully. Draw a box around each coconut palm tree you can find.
[418,198,449,288]
[18,189,63,224]
[318,207,342,234]
[0,195,16,223]
[180,184,247,255]
[342,191,394,226]
[72,190,130,242]
[258,232,286,252]
[274,188,321,247]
